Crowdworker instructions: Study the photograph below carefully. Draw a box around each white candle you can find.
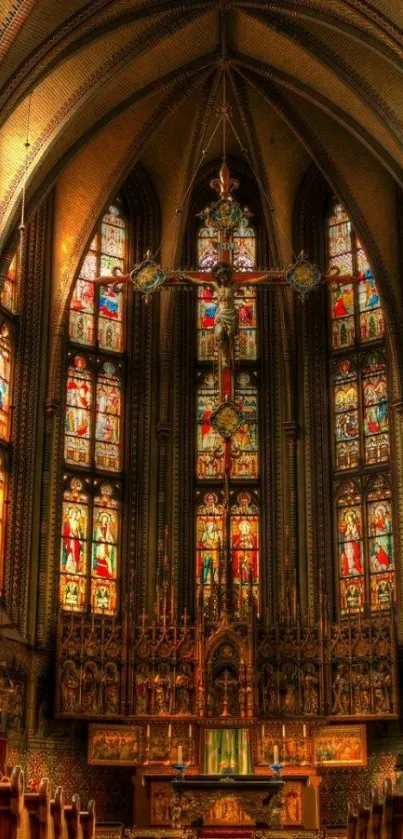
[168,724,172,739]
[303,724,307,739]
[189,724,192,738]
[177,744,183,765]
[262,723,265,738]
[146,724,150,738]
[273,745,279,765]
[282,724,286,739]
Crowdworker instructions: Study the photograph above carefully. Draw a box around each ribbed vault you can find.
[1,0,403,383]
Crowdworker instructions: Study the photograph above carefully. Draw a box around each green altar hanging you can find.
[203,729,253,775]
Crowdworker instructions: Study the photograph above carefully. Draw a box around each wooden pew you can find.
[347,799,358,839]
[0,765,29,839]
[0,766,95,839]
[25,778,54,839]
[357,796,370,839]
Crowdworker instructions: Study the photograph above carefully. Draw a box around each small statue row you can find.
[60,659,120,715]
[332,661,392,715]
[258,663,319,717]
[135,663,193,715]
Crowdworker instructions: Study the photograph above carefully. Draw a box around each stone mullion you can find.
[125,290,141,613]
[304,292,334,619]
[390,400,403,640]
[259,286,273,620]
[5,201,48,638]
[137,299,154,616]
[180,290,194,615]
[171,291,183,614]
[302,303,315,617]
[272,292,285,620]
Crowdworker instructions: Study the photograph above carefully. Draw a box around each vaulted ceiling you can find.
[1,0,403,357]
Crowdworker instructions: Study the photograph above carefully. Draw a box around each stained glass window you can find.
[0,325,12,443]
[337,482,364,615]
[233,218,256,271]
[195,195,260,621]
[60,477,89,611]
[231,491,259,616]
[196,491,225,616]
[69,203,126,352]
[367,477,394,611]
[95,362,122,472]
[231,373,259,479]
[196,373,225,480]
[197,225,218,271]
[64,355,93,466]
[333,359,359,471]
[327,203,383,351]
[2,252,18,312]
[0,459,7,592]
[196,223,257,361]
[327,201,393,615]
[62,199,126,616]
[362,353,389,464]
[91,484,119,615]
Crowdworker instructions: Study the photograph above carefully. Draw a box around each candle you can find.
[261,723,265,738]
[303,724,307,739]
[177,744,183,765]
[273,744,279,765]
[146,724,150,738]
[168,724,172,739]
[189,724,192,738]
[282,724,286,739]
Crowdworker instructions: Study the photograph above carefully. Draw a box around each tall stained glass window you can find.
[0,248,17,593]
[61,200,127,613]
[195,206,260,617]
[327,201,393,613]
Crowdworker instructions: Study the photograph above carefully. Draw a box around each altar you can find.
[134,764,321,830]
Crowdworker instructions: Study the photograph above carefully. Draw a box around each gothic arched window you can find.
[0,247,17,593]
[327,201,394,614]
[60,200,127,613]
[195,207,260,617]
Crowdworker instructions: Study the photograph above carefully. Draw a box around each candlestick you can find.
[273,744,279,764]
[177,744,183,765]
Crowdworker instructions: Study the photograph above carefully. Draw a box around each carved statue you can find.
[135,664,149,714]
[60,660,79,713]
[373,663,392,713]
[282,668,298,715]
[153,667,172,715]
[302,666,319,715]
[7,682,25,732]
[175,666,191,715]
[103,662,120,714]
[260,664,276,714]
[332,664,350,714]
[81,661,99,714]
